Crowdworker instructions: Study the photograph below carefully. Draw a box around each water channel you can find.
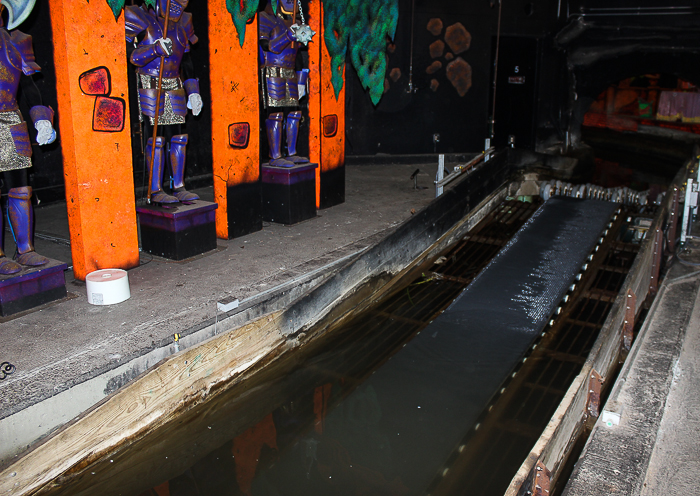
[116,197,634,496]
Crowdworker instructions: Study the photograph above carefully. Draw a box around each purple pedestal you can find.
[261,162,318,225]
[136,200,218,260]
[0,259,68,316]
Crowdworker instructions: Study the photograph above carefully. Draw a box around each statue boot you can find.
[286,110,309,164]
[266,112,294,167]
[8,186,48,267]
[146,136,178,204]
[170,134,199,202]
[0,205,21,275]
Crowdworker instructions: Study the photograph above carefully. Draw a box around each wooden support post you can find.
[308,0,345,210]
[209,3,261,239]
[49,0,139,280]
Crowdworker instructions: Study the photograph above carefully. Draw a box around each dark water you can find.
[136,199,616,496]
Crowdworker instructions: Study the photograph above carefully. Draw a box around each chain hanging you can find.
[297,0,305,24]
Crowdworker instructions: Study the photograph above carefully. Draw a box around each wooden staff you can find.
[147,0,172,203]
[291,0,298,49]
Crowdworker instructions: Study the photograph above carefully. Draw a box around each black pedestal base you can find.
[137,200,218,260]
[262,162,318,225]
[226,181,262,239]
[0,259,67,317]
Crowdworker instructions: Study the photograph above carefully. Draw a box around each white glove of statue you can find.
[35,120,56,145]
[155,37,173,56]
[187,93,203,116]
[298,80,307,99]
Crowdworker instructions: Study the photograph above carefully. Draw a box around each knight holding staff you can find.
[125,0,202,204]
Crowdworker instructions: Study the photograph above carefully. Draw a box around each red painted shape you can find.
[322,114,337,138]
[313,383,332,434]
[232,414,278,496]
[79,66,111,96]
[93,96,125,132]
[228,122,250,148]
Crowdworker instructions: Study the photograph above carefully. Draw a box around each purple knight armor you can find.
[125,0,200,204]
[0,23,56,272]
[259,1,311,167]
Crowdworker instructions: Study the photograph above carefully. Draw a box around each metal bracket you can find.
[517,460,551,496]
[622,290,637,352]
[587,369,603,418]
[667,187,679,254]
[650,228,663,295]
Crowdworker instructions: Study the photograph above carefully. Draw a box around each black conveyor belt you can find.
[253,198,618,496]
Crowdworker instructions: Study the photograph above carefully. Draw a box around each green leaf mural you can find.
[226,0,261,47]
[324,0,398,105]
[107,0,155,20]
[226,0,398,105]
[106,0,125,20]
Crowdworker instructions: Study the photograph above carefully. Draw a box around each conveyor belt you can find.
[252,198,619,495]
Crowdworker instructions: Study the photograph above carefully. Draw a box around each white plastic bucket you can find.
[86,269,130,305]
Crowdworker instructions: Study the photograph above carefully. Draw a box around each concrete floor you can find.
[0,162,442,465]
[564,237,700,496]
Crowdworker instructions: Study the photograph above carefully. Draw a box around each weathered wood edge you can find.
[0,313,287,496]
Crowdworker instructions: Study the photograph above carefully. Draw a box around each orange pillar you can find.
[209,2,262,239]
[308,1,346,209]
[49,0,139,280]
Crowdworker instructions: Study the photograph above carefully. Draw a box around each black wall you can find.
[345,0,565,156]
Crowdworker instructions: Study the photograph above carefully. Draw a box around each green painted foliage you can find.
[324,0,398,105]
[226,0,260,47]
[106,0,125,19]
[107,0,156,20]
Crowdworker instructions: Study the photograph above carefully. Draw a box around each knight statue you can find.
[0,0,58,276]
[259,0,315,167]
[125,0,201,204]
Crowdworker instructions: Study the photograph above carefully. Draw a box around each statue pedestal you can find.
[0,259,68,316]
[137,200,218,260]
[261,162,318,225]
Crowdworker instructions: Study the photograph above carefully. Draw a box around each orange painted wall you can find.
[319,6,346,180]
[307,1,322,206]
[50,0,139,280]
[307,1,345,208]
[209,3,260,239]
